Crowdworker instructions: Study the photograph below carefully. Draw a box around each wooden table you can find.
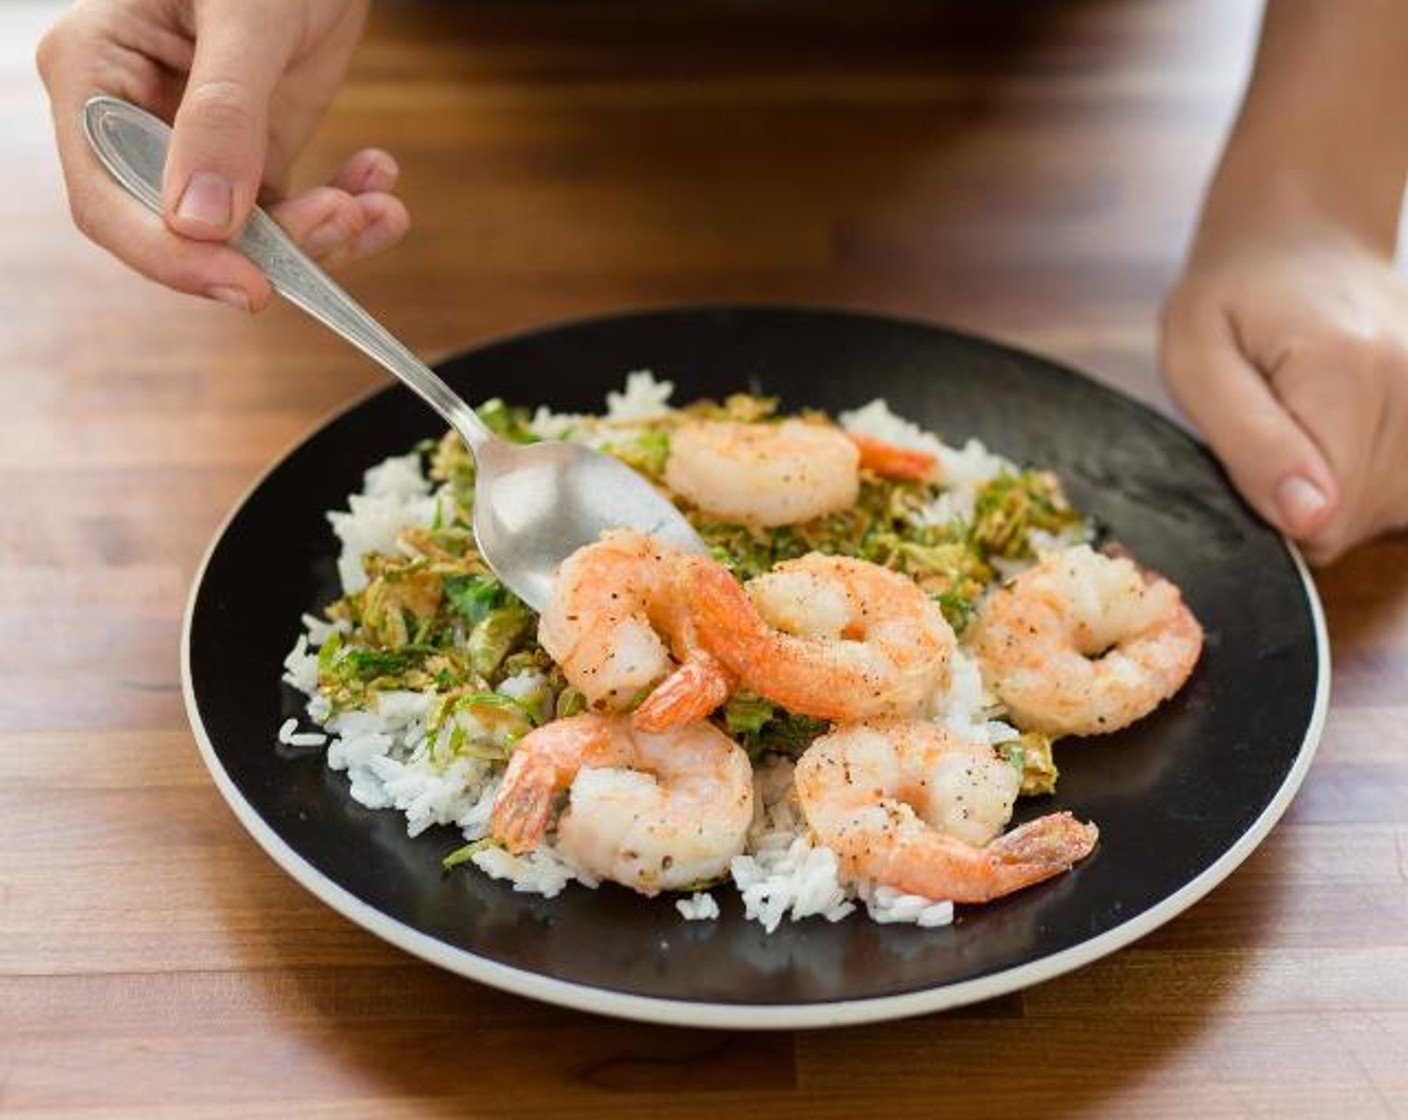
[6,1,1407,1115]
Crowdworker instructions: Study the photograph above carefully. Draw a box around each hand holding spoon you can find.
[82,95,706,612]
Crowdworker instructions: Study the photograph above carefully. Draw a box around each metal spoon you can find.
[82,94,706,612]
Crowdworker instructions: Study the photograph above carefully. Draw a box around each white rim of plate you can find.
[179,362,1332,1032]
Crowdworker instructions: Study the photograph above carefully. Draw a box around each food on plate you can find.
[664,418,861,526]
[794,720,1098,904]
[281,373,1202,930]
[969,544,1204,737]
[490,712,753,895]
[687,552,956,723]
[536,529,733,728]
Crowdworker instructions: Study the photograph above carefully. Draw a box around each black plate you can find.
[183,305,1327,1027]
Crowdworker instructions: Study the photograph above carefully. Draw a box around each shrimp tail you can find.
[686,561,846,720]
[632,652,737,732]
[875,811,1098,904]
[967,812,1099,902]
[491,751,562,853]
[990,811,1099,867]
[687,569,811,718]
[847,432,940,483]
[489,715,624,852]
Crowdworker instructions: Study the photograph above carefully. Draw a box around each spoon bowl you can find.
[82,94,706,611]
[470,435,707,611]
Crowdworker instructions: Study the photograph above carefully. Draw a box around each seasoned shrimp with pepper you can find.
[665,419,862,526]
[536,530,735,730]
[490,713,754,895]
[794,720,1099,903]
[969,544,1203,737]
[688,552,955,722]
[664,418,938,527]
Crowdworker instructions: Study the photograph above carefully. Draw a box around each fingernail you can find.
[176,172,233,229]
[1275,475,1329,533]
[208,285,250,312]
[358,156,398,193]
[305,219,348,257]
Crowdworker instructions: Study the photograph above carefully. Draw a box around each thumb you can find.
[1161,307,1339,539]
[161,0,305,240]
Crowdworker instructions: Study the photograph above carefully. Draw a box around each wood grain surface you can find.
[5,1,1408,1116]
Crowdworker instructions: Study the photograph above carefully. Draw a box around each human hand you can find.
[36,0,410,312]
[1161,227,1408,565]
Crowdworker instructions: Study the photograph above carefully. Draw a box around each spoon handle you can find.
[82,94,495,455]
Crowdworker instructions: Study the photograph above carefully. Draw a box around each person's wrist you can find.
[1190,174,1393,275]
[1197,126,1402,263]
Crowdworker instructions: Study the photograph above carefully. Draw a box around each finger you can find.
[1300,537,1349,569]
[1161,303,1339,539]
[1267,342,1378,546]
[37,8,267,307]
[77,190,271,310]
[267,186,410,266]
[344,192,411,263]
[328,148,400,196]
[346,192,411,261]
[257,1,371,195]
[162,0,308,241]
[1277,329,1408,563]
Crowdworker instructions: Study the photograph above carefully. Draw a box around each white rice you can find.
[326,454,440,594]
[529,369,676,443]
[472,843,590,898]
[282,376,1053,932]
[277,716,328,749]
[729,756,857,932]
[861,884,956,928]
[840,397,1012,495]
[676,892,721,921]
[606,370,677,421]
[281,636,320,696]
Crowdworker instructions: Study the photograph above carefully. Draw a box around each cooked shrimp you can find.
[537,531,735,729]
[847,431,940,483]
[794,721,1098,903]
[490,713,754,895]
[664,419,861,526]
[631,652,734,732]
[969,544,1203,737]
[688,553,955,722]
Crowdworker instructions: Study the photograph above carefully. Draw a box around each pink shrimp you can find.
[794,720,1099,903]
[663,418,861,526]
[537,530,736,730]
[687,552,955,722]
[968,544,1203,737]
[490,713,754,895]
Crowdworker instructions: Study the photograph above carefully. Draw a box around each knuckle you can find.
[180,78,260,134]
[1373,332,1408,373]
[1156,313,1199,376]
[1327,329,1380,369]
[34,8,80,82]
[1312,316,1399,372]
[1330,341,1384,395]
[34,26,61,82]
[1236,409,1291,452]
[1157,293,1224,372]
[35,6,98,88]
[1157,287,1197,342]
[1280,325,1400,396]
[67,192,99,242]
